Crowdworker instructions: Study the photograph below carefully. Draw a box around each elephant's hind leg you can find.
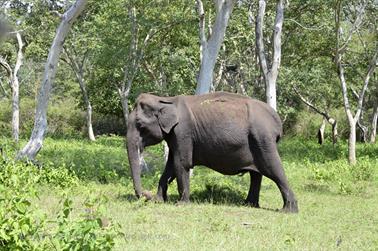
[156,152,175,202]
[245,170,262,208]
[249,137,298,213]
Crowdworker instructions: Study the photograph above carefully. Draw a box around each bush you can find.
[0,160,122,250]
[284,108,350,140]
[308,158,375,195]
[47,194,123,251]
[0,98,127,139]
[0,98,86,139]
[0,161,44,250]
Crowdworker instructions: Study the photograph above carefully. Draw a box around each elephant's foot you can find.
[280,200,298,213]
[176,199,190,206]
[244,199,260,208]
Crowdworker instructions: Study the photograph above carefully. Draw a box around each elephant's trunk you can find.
[126,112,143,198]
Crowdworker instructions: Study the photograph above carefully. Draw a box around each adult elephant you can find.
[126,92,298,213]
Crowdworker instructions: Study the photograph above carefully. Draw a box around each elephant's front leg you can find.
[156,152,175,202]
[174,164,190,202]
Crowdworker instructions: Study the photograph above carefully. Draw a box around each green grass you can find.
[1,136,378,250]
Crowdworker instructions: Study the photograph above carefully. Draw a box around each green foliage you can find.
[308,158,375,195]
[0,161,44,250]
[47,194,123,251]
[0,98,86,139]
[278,137,377,195]
[38,162,79,189]
[0,159,122,250]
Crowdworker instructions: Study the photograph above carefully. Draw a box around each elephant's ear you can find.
[158,100,178,134]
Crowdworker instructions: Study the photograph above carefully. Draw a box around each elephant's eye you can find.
[135,118,142,126]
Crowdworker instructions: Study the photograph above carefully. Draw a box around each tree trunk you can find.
[77,73,95,141]
[17,0,87,160]
[329,118,338,145]
[197,52,217,94]
[348,121,357,165]
[63,46,95,141]
[317,118,326,145]
[118,90,130,131]
[370,105,378,143]
[11,72,19,143]
[86,103,95,141]
[357,120,368,143]
[266,77,277,110]
[335,1,377,164]
[196,0,235,94]
[255,0,284,111]
[11,32,23,143]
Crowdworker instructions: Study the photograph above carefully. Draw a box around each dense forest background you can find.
[0,0,376,140]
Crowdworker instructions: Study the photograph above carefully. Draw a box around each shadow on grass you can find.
[115,184,245,205]
[190,183,245,205]
[116,188,284,213]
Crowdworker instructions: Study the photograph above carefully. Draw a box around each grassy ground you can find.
[2,136,378,250]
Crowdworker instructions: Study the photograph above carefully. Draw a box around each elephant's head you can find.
[126,94,178,198]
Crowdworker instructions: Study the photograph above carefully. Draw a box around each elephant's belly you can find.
[194,145,255,175]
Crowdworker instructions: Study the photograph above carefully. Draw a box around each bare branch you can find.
[294,87,330,120]
[51,10,63,19]
[355,49,378,119]
[351,87,359,100]
[335,0,353,121]
[271,0,284,77]
[0,56,13,89]
[13,32,24,81]
[255,0,268,78]
[196,0,207,63]
[337,1,367,54]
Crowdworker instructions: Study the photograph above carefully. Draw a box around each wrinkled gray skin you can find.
[127,92,298,213]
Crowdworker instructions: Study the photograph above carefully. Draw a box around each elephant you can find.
[126,92,298,213]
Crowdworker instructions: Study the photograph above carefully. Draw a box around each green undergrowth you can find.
[0,136,377,250]
[0,160,123,250]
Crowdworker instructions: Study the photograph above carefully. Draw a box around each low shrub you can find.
[47,194,123,251]
[0,160,122,250]
[0,161,44,250]
[308,157,375,195]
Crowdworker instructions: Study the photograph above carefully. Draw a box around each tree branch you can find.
[337,1,366,54]
[256,0,268,78]
[355,49,378,120]
[335,0,353,121]
[271,0,284,77]
[196,0,207,61]
[294,87,330,120]
[13,32,24,82]
[0,56,13,89]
